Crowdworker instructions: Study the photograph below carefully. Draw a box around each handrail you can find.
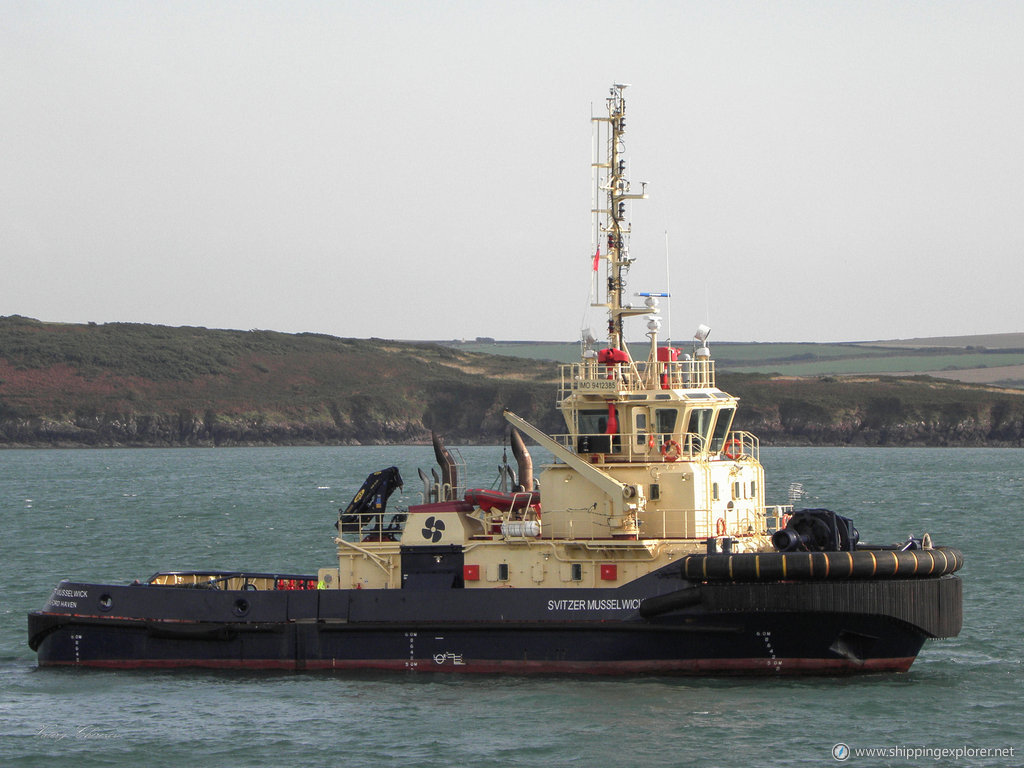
[334,536,396,577]
[723,431,760,462]
[553,432,703,462]
[560,359,717,399]
[543,502,775,542]
[765,504,794,533]
[546,429,758,464]
[337,511,407,543]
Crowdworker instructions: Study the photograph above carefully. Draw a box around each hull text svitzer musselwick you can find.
[28,85,963,674]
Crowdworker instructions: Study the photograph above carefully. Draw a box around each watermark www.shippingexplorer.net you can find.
[832,743,1016,762]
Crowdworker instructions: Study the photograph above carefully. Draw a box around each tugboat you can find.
[28,85,962,673]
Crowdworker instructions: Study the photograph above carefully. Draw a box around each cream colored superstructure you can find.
[320,84,788,594]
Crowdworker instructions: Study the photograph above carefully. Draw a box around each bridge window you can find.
[655,408,678,437]
[578,409,608,435]
[686,408,713,449]
[577,409,613,453]
[710,407,735,453]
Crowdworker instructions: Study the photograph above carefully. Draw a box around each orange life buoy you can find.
[660,439,681,462]
[723,438,743,460]
[716,518,727,536]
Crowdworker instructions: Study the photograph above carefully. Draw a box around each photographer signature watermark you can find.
[832,743,1015,762]
[36,724,119,741]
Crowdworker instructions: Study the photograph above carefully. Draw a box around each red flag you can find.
[592,247,600,271]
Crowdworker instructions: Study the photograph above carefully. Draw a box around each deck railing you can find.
[560,358,716,400]
[147,571,319,591]
[764,504,794,534]
[337,512,409,543]
[550,429,759,464]
[542,504,773,541]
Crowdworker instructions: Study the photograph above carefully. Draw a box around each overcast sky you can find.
[3,1,1022,344]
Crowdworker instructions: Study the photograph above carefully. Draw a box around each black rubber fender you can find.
[682,546,963,582]
[639,587,703,618]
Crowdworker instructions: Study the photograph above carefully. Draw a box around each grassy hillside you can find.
[2,316,1023,447]
[0,316,562,445]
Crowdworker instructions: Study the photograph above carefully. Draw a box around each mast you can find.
[592,84,649,353]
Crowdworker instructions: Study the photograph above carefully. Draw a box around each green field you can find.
[728,352,1024,376]
[442,338,1024,387]
[706,343,876,362]
[446,340,896,364]
[861,333,1024,349]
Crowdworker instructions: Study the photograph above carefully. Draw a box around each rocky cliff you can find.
[727,374,1024,446]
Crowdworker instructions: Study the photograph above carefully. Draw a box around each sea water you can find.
[1,446,1021,767]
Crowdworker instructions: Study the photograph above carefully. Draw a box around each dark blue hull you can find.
[28,574,961,674]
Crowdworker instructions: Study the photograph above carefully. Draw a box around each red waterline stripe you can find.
[38,656,917,674]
